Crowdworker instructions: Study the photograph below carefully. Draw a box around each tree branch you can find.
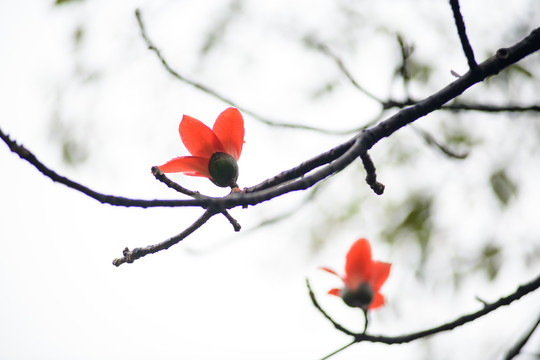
[503,312,540,360]
[151,166,241,231]
[368,27,540,143]
[245,136,357,193]
[2,27,539,265]
[359,151,385,195]
[151,166,202,198]
[112,208,216,266]
[449,0,477,69]
[444,103,540,112]
[384,99,540,113]
[2,27,539,209]
[220,210,242,232]
[306,279,356,336]
[308,272,540,347]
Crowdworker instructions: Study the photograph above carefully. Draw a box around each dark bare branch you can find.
[449,0,477,69]
[245,136,357,193]
[504,312,540,360]
[309,272,540,350]
[369,27,540,143]
[306,279,356,336]
[220,210,242,232]
[3,27,540,266]
[112,208,216,266]
[359,151,385,195]
[151,166,202,198]
[3,27,540,210]
[384,99,540,113]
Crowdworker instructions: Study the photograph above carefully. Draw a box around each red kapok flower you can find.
[321,238,391,310]
[158,107,245,188]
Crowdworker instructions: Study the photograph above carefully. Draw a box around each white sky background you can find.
[1,0,540,359]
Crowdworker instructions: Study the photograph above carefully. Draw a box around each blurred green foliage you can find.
[394,34,433,85]
[490,168,517,206]
[403,59,433,84]
[309,194,365,253]
[74,26,84,47]
[382,194,433,272]
[476,242,502,280]
[311,82,338,99]
[442,121,478,149]
[61,139,88,166]
[452,241,503,289]
[55,0,84,5]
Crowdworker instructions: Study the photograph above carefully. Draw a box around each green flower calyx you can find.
[208,152,239,188]
[341,282,374,309]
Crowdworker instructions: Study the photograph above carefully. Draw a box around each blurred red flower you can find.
[321,238,391,310]
[158,107,244,188]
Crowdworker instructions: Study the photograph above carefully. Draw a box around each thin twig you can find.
[319,341,356,360]
[395,33,413,100]
[182,185,324,256]
[220,210,241,232]
[311,40,382,103]
[449,0,477,69]
[306,279,356,336]
[151,166,241,231]
[151,166,201,198]
[135,9,347,135]
[359,151,385,195]
[504,312,540,360]
[411,125,468,159]
[112,208,216,266]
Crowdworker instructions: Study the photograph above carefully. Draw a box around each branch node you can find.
[496,48,510,60]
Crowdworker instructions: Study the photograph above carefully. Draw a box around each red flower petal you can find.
[369,292,385,309]
[370,261,391,292]
[212,107,244,161]
[320,267,342,278]
[328,288,342,297]
[344,238,373,288]
[158,156,211,178]
[180,115,225,158]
